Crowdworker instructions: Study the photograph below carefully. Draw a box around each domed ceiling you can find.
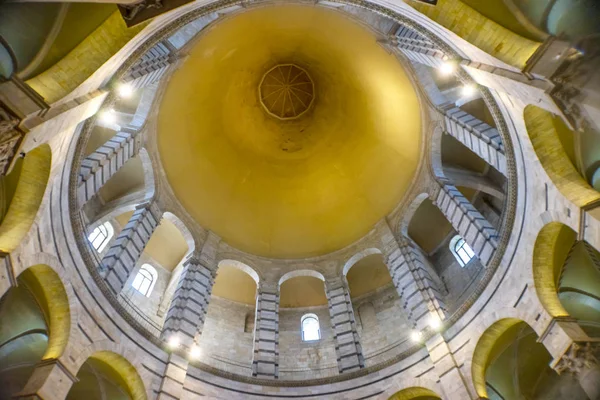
[157,5,422,258]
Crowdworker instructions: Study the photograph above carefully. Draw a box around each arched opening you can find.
[301,313,320,341]
[87,221,114,253]
[345,253,408,364]
[449,234,475,267]
[387,386,441,400]
[0,144,51,253]
[533,222,600,336]
[407,197,480,312]
[111,209,190,334]
[68,351,146,400]
[276,271,333,378]
[131,264,157,297]
[195,260,259,373]
[472,318,587,399]
[523,105,600,208]
[0,264,70,397]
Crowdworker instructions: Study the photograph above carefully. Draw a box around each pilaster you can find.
[101,201,162,295]
[252,281,280,379]
[157,353,189,400]
[325,277,365,374]
[76,127,142,208]
[442,107,507,176]
[382,232,446,332]
[426,334,474,400]
[161,234,219,349]
[124,41,177,90]
[431,182,499,266]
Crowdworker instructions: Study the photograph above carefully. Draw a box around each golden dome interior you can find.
[157,5,422,258]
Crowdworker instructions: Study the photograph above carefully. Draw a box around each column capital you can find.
[554,342,599,376]
[258,280,279,293]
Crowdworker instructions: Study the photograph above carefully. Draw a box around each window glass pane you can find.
[302,317,320,341]
[457,247,470,265]
[132,273,144,291]
[139,278,151,296]
[464,241,475,258]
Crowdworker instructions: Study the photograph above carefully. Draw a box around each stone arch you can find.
[342,248,383,277]
[278,269,325,286]
[468,315,575,400]
[398,193,431,237]
[162,211,195,257]
[387,386,442,400]
[523,105,600,208]
[0,144,51,253]
[430,124,445,180]
[532,222,576,318]
[217,259,260,284]
[471,317,524,398]
[8,261,71,360]
[71,344,149,400]
[138,148,155,202]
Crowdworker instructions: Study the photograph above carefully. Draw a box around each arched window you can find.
[131,264,158,296]
[450,235,475,267]
[87,222,114,252]
[301,313,320,341]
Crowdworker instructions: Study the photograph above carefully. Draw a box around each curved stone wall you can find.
[2,0,599,399]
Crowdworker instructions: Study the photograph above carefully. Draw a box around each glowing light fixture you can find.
[438,61,455,76]
[410,330,423,342]
[168,335,180,349]
[117,83,134,98]
[429,315,442,330]
[99,109,116,124]
[189,345,201,359]
[461,84,476,97]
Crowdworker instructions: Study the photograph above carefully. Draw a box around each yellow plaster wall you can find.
[90,351,147,400]
[280,277,327,308]
[212,265,257,305]
[532,222,574,318]
[524,106,600,208]
[26,11,146,103]
[19,264,70,360]
[406,0,540,68]
[388,387,441,400]
[0,145,51,253]
[347,254,393,299]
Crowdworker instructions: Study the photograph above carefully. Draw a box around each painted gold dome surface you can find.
[157,5,422,258]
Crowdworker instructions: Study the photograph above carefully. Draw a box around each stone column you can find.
[431,182,499,266]
[161,233,219,349]
[325,277,365,374]
[77,127,142,208]
[555,343,600,400]
[252,281,280,379]
[441,106,507,176]
[101,201,161,295]
[14,358,78,400]
[157,353,188,400]
[382,229,446,332]
[123,41,177,90]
